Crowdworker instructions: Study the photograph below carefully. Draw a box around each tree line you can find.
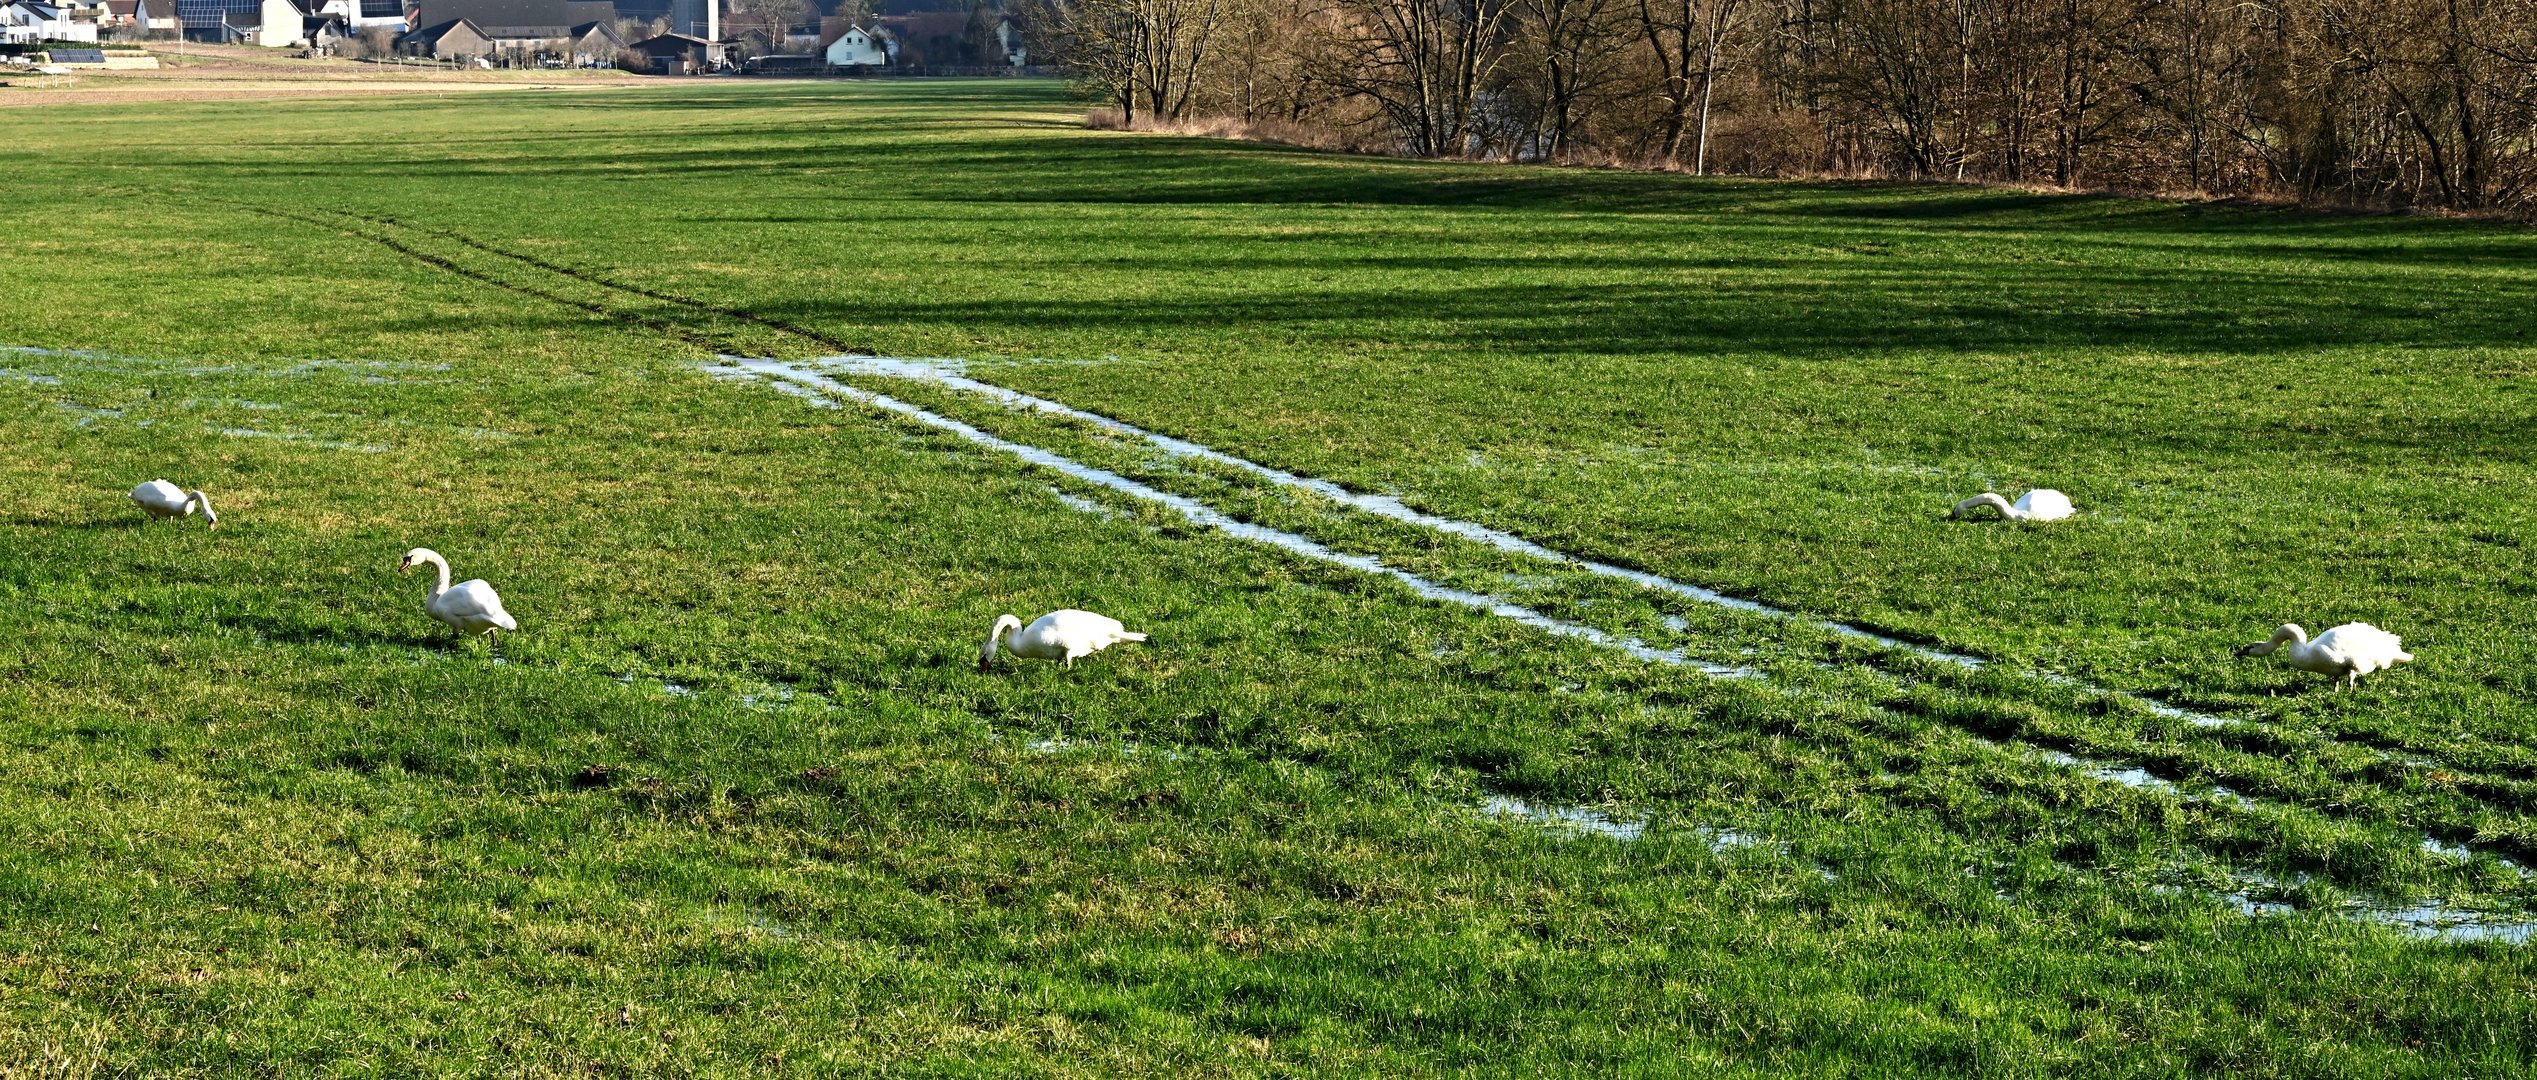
[1019,0,2537,213]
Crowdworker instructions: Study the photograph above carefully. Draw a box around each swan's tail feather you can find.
[2393,649,2415,663]
[1119,632,1148,642]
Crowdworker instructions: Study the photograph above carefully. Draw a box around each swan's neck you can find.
[421,553,451,599]
[186,490,216,526]
[2247,625,2307,657]
[1956,493,2018,520]
[981,616,1019,665]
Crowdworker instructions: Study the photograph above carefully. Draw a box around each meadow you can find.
[2,78,2534,1075]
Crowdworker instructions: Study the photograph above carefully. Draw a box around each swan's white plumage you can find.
[981,609,1146,670]
[131,479,217,528]
[400,547,517,637]
[2237,622,2412,689]
[1951,489,2074,522]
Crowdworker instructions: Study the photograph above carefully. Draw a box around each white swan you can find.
[130,480,218,529]
[980,609,1147,671]
[398,547,518,639]
[2236,622,2413,690]
[1951,489,2074,522]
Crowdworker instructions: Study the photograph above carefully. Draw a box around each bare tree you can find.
[1029,0,1236,121]
[1039,0,2537,212]
[1636,0,1748,168]
[1316,0,1516,154]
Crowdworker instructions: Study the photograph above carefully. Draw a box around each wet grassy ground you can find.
[2,80,2534,1075]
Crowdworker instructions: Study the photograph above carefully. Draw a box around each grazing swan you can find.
[398,547,518,640]
[130,480,218,529]
[2236,623,2413,690]
[980,609,1147,671]
[1951,489,2075,522]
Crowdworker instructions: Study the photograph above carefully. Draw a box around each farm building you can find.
[392,14,486,58]
[397,0,622,63]
[626,29,721,73]
[388,0,624,63]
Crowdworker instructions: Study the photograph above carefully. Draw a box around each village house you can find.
[812,11,1024,71]
[391,13,484,58]
[173,0,326,45]
[97,0,176,31]
[1,0,101,42]
[293,0,401,32]
[818,21,878,67]
[297,6,343,48]
[395,0,618,63]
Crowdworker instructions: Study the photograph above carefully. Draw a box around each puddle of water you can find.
[1685,824,1772,852]
[6,344,455,380]
[2025,745,2260,811]
[2124,692,2234,728]
[1015,735,1186,762]
[286,359,453,374]
[1478,795,1646,841]
[1472,798,1846,879]
[56,401,122,427]
[2,367,63,385]
[2365,902,2537,943]
[614,674,696,698]
[734,360,1763,677]
[746,912,802,941]
[1045,486,1120,519]
[183,397,291,411]
[215,427,389,453]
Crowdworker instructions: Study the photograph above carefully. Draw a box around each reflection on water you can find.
[1478,794,1646,842]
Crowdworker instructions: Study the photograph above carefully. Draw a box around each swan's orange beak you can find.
[977,657,991,673]
[396,559,412,574]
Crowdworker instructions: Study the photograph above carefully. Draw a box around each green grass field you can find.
[5,79,2536,1075]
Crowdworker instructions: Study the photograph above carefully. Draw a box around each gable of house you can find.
[408,0,606,35]
[627,29,704,56]
[394,13,486,51]
[821,23,881,65]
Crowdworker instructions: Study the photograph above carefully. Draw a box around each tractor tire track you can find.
[300,207,871,356]
[247,207,738,354]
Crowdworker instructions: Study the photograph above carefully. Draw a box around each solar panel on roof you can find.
[48,48,105,62]
[175,0,255,29]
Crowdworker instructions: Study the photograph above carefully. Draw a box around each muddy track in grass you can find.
[300,206,873,356]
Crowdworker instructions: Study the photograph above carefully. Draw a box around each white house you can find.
[294,0,399,31]
[1,0,100,41]
[821,22,881,66]
[993,14,1021,66]
[244,0,298,45]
